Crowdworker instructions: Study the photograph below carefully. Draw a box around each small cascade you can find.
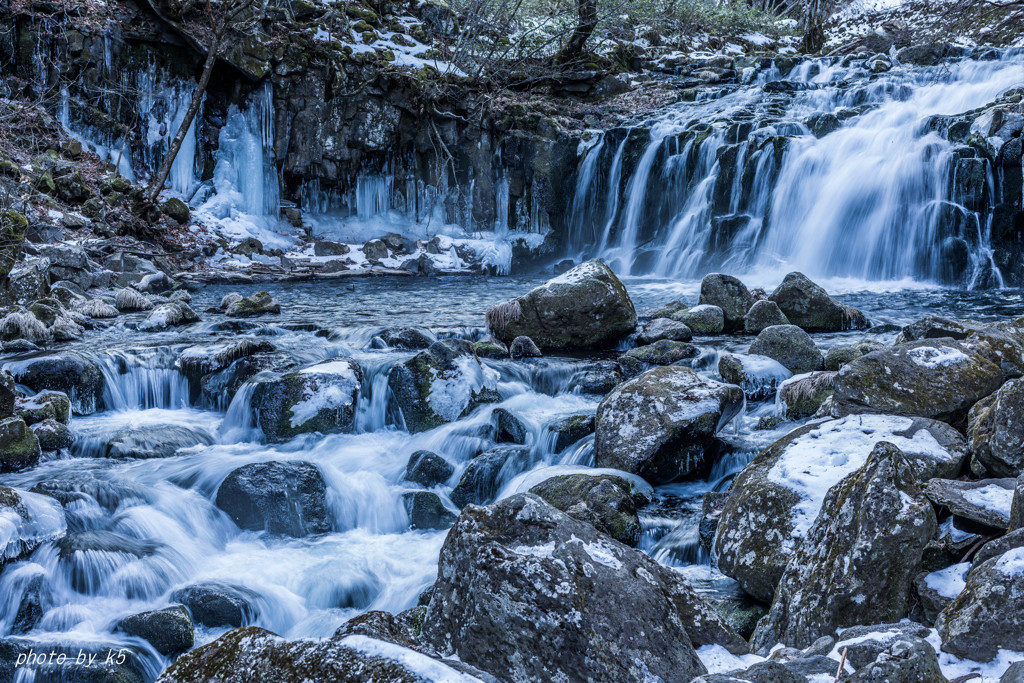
[97,349,191,412]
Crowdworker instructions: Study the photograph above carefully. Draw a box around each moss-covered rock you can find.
[529,472,651,545]
[161,197,191,224]
[768,271,869,332]
[698,273,754,332]
[672,304,724,335]
[777,371,837,418]
[0,417,41,472]
[250,358,362,441]
[16,390,71,425]
[748,324,824,375]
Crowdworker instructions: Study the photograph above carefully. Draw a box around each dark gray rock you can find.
[404,450,453,487]
[834,622,934,668]
[170,582,260,628]
[567,361,623,395]
[673,304,725,335]
[403,491,456,530]
[450,446,534,507]
[15,390,71,425]
[698,273,755,332]
[0,418,40,473]
[744,300,789,334]
[116,604,194,656]
[549,413,595,452]
[768,271,868,332]
[5,351,105,414]
[529,472,651,545]
[380,327,434,350]
[924,478,1015,529]
[642,299,688,319]
[968,378,1024,477]
[747,324,824,375]
[974,528,1024,567]
[896,314,975,343]
[509,335,542,358]
[1003,661,1024,683]
[621,339,699,366]
[250,358,362,442]
[492,408,527,444]
[637,318,693,344]
[848,636,948,682]
[824,341,882,371]
[105,424,213,459]
[215,461,331,537]
[1012,473,1024,531]
[226,291,280,317]
[717,353,793,401]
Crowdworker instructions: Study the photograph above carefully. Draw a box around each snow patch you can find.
[924,562,970,598]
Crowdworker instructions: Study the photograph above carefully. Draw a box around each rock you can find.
[974,528,1024,567]
[473,340,507,359]
[136,272,175,294]
[215,461,331,537]
[0,371,14,417]
[116,604,194,656]
[226,291,280,317]
[897,41,962,65]
[362,238,389,262]
[831,339,1004,425]
[699,491,731,555]
[718,353,793,401]
[73,299,119,319]
[0,418,40,472]
[848,636,948,682]
[621,339,699,366]
[744,299,789,334]
[968,378,1024,477]
[387,340,498,434]
[528,472,650,545]
[421,494,746,682]
[333,610,420,649]
[449,446,534,507]
[31,418,73,451]
[57,530,159,562]
[250,358,362,441]
[0,486,65,561]
[567,361,623,394]
[768,272,868,332]
[5,257,50,304]
[115,287,153,311]
[637,318,693,344]
[403,491,456,530]
[595,366,743,484]
[313,240,349,256]
[15,390,70,425]
[156,625,477,683]
[917,563,970,623]
[1012,474,1024,531]
[698,273,755,332]
[492,407,527,444]
[715,415,967,602]
[924,478,1015,529]
[105,424,214,459]
[219,293,243,310]
[509,335,542,358]
[833,622,935,668]
[485,259,637,349]
[162,198,191,224]
[139,302,200,330]
[642,299,688,319]
[179,338,275,387]
[404,450,453,487]
[748,324,824,374]
[896,314,975,343]
[673,304,725,334]
[751,443,936,650]
[549,414,595,452]
[777,371,838,419]
[1003,662,1024,683]
[170,582,260,628]
[380,327,434,350]
[936,546,1024,661]
[824,341,881,371]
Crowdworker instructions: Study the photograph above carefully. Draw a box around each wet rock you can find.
[403,491,456,530]
[362,238,390,262]
[699,491,731,555]
[924,478,1015,529]
[637,318,693,344]
[824,341,881,371]
[139,302,200,331]
[15,390,70,425]
[831,339,1004,425]
[0,309,49,343]
[179,338,275,388]
[161,198,190,224]
[116,604,194,656]
[57,530,159,561]
[136,272,176,294]
[594,366,744,484]
[215,461,331,537]
[31,418,74,451]
[0,418,40,473]
[1012,474,1024,531]
[449,445,534,507]
[968,378,1024,477]
[751,443,936,650]
[404,450,453,487]
[421,493,746,682]
[698,273,755,332]
[472,340,507,359]
[226,291,280,317]
[106,424,214,459]
[777,371,837,419]
[1003,662,1024,683]
[0,371,13,417]
[936,546,1024,661]
[250,358,362,441]
[0,486,65,561]
[748,324,824,375]
[528,472,651,545]
[768,272,868,332]
[549,413,595,452]
[673,304,725,334]
[744,299,789,334]
[115,287,153,311]
[567,361,623,394]
[847,635,948,682]
[380,327,434,350]
[896,314,975,343]
[621,339,699,366]
[718,353,793,401]
[897,41,962,65]
[509,335,542,358]
[170,582,260,628]
[642,299,688,319]
[485,259,637,349]
[716,415,967,602]
[5,257,50,304]
[492,407,527,444]
[387,339,498,434]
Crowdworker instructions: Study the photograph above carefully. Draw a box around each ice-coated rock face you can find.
[421,493,747,683]
[0,486,66,563]
[715,414,966,602]
[485,259,637,349]
[718,352,793,401]
[594,366,744,484]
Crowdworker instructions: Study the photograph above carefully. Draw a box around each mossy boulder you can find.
[698,273,754,332]
[250,358,362,442]
[672,304,724,334]
[778,371,837,419]
[529,472,652,545]
[116,604,194,657]
[748,324,824,375]
[16,390,71,425]
[549,413,596,452]
[161,198,191,224]
[226,292,280,317]
[768,272,868,332]
[0,417,41,472]
[138,302,200,331]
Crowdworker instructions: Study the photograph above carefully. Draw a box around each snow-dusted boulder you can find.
[673,304,725,334]
[251,358,362,442]
[715,415,967,602]
[924,478,1015,529]
[387,339,498,434]
[594,366,744,484]
[138,302,200,331]
[420,493,746,682]
[636,317,692,344]
[0,486,65,564]
[718,353,792,401]
[744,299,789,334]
[4,351,105,415]
[751,442,936,650]
[178,338,275,387]
[485,259,637,349]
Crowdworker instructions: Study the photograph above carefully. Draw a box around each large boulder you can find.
[936,546,1024,661]
[924,478,1015,529]
[673,304,725,335]
[768,272,868,332]
[215,461,332,537]
[116,604,194,656]
[698,273,755,332]
[421,494,747,682]
[744,299,789,334]
[528,472,652,545]
[485,259,637,349]
[594,366,744,484]
[404,450,454,487]
[751,443,936,650]
[715,414,967,602]
[748,324,824,375]
[0,418,41,473]
[170,583,260,628]
[968,378,1024,477]
[4,351,105,414]
[251,358,362,442]
[387,340,498,434]
[831,339,1005,425]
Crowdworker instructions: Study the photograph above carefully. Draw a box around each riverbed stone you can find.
[250,358,362,441]
[567,360,623,394]
[421,493,746,682]
[549,413,595,452]
[847,636,948,682]
[178,338,276,387]
[673,304,725,334]
[594,366,744,484]
[215,461,332,537]
[449,445,533,507]
[31,418,73,451]
[105,424,214,459]
[824,341,882,371]
[170,582,261,628]
[751,443,936,650]
[403,491,456,530]
[896,314,975,343]
[4,351,104,414]
[138,302,200,331]
[748,324,824,374]
[509,335,542,358]
[968,378,1024,477]
[0,418,40,473]
[698,273,755,332]
[115,287,153,311]
[116,604,194,656]
[404,450,453,487]
[642,299,688,319]
[637,317,693,344]
[485,259,637,349]
[528,472,651,545]
[622,339,699,367]
[744,299,789,334]
[768,271,868,332]
[924,477,1015,529]
[226,291,280,317]
[15,390,70,425]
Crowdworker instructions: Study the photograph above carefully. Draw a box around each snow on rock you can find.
[426,356,499,423]
[925,562,971,599]
[0,487,66,561]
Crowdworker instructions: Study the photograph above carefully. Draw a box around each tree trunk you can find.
[555,0,598,65]
[145,32,220,205]
[801,0,827,53]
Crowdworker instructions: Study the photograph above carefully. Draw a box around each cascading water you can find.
[569,50,1024,287]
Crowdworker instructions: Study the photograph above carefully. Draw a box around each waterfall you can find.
[568,51,1024,287]
[136,62,201,199]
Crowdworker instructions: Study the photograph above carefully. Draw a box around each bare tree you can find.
[801,0,829,52]
[144,0,265,206]
[555,0,598,64]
